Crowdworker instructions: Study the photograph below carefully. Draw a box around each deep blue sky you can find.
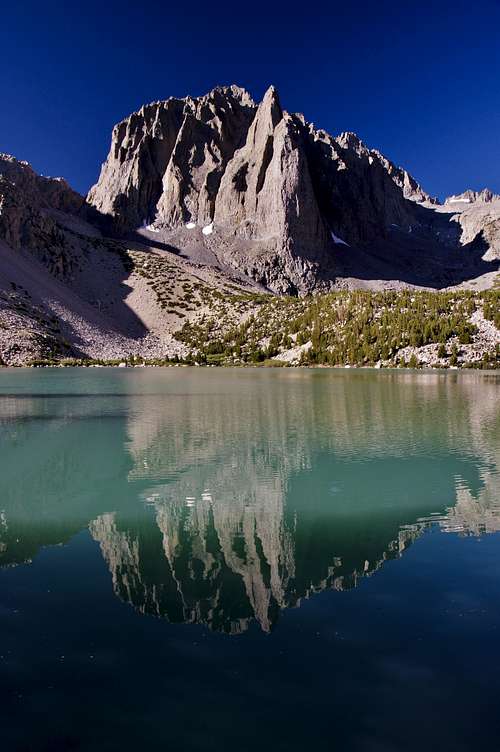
[1,0,499,199]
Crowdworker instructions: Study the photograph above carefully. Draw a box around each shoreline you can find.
[1,362,498,372]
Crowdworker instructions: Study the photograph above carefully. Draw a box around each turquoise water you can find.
[1,368,499,751]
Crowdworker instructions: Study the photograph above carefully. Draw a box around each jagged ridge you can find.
[86,84,500,294]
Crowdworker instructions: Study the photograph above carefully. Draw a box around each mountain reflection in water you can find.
[0,369,499,634]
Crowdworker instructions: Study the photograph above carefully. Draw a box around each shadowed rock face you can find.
[0,154,84,258]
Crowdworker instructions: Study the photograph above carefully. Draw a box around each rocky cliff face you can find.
[88,86,256,230]
[369,148,438,204]
[0,154,85,275]
[445,188,500,205]
[88,85,444,293]
[436,186,500,261]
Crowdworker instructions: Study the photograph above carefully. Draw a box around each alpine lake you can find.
[1,367,499,752]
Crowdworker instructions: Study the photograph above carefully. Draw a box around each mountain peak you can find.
[253,84,283,131]
[209,84,255,106]
[336,131,367,152]
[85,85,499,294]
[445,188,500,205]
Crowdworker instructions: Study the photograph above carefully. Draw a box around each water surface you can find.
[1,368,500,751]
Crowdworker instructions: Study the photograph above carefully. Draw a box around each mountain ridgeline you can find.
[0,85,499,366]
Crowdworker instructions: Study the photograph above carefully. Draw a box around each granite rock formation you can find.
[0,153,86,276]
[0,154,84,247]
[87,85,500,293]
[445,188,500,205]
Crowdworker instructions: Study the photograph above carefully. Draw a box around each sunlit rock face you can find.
[86,84,500,293]
[445,189,500,205]
[86,86,431,293]
[88,86,255,232]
